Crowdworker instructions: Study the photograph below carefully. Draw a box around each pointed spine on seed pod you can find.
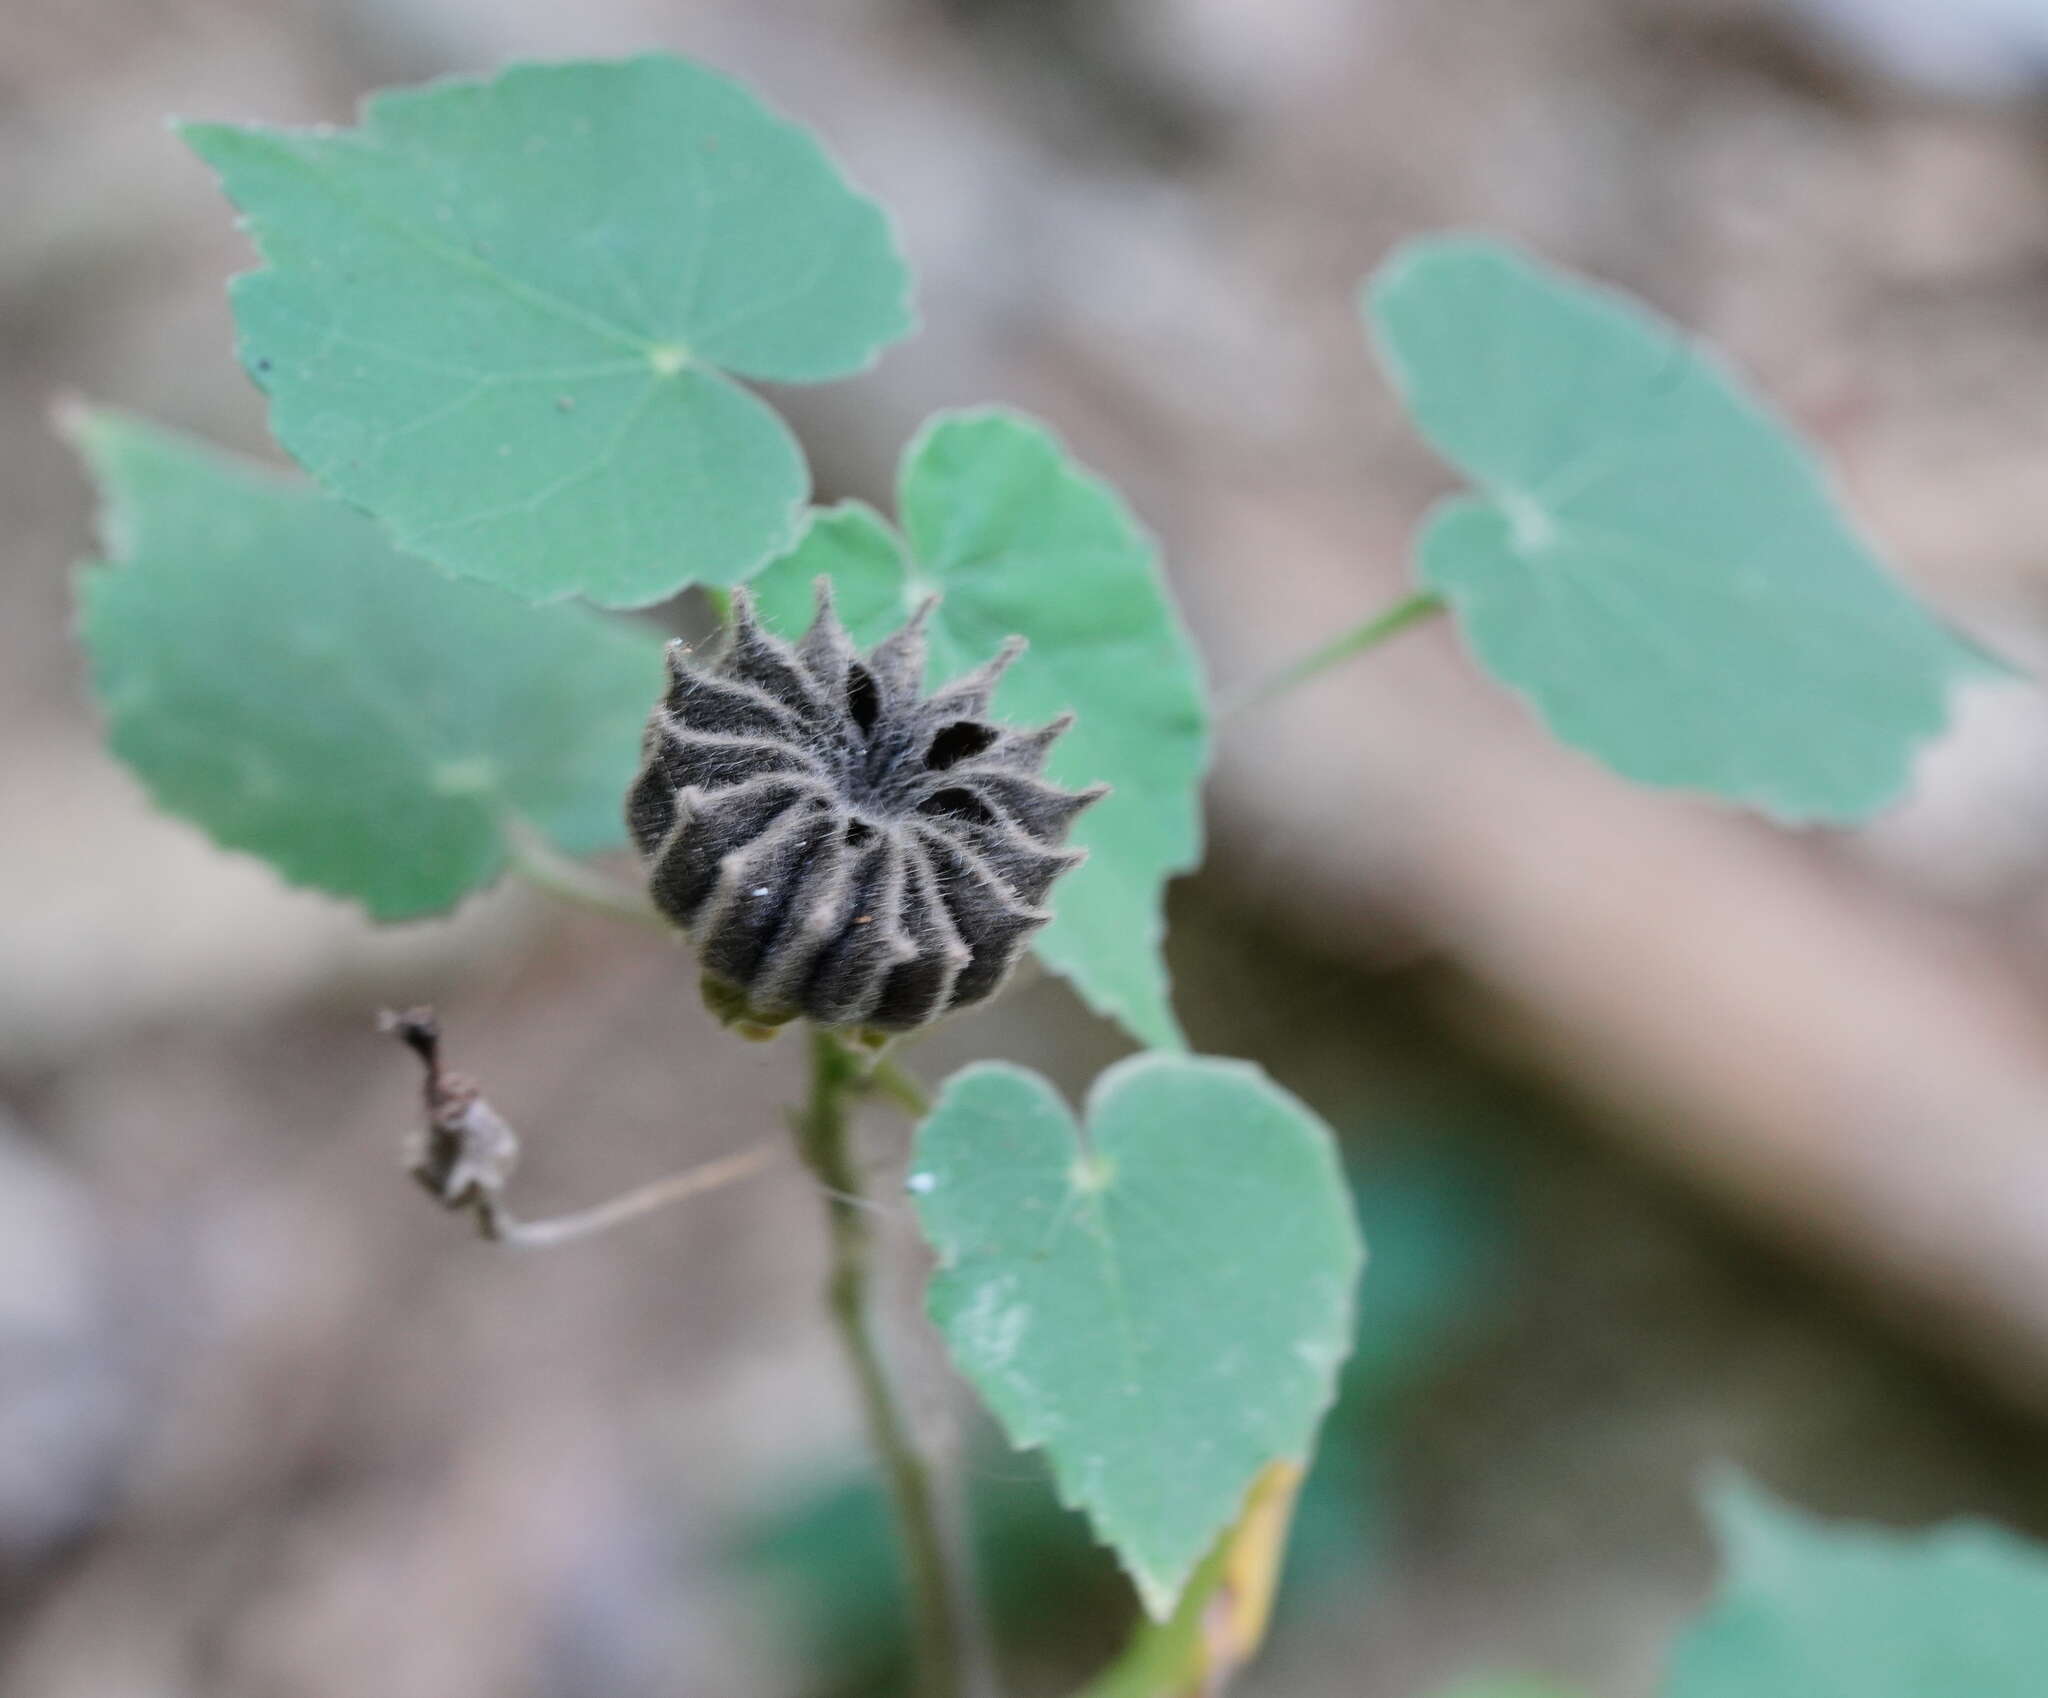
[626,580,1105,1034]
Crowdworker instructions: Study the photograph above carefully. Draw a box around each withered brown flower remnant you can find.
[628,583,1104,1033]
[381,1006,520,1231]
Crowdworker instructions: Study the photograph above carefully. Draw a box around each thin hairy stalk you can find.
[488,1142,781,1248]
[505,820,669,930]
[383,1007,781,1246]
[1220,589,1447,717]
[792,1026,994,1698]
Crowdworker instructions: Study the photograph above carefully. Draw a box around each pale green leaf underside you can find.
[910,1056,1362,1616]
[1666,1475,2048,1697]
[72,411,663,919]
[182,54,913,608]
[748,410,1210,1049]
[1366,237,1976,823]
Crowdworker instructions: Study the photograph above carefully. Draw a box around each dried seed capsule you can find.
[628,582,1105,1033]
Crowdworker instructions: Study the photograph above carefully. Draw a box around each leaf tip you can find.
[1696,1464,1824,1578]
[1364,229,1530,313]
[49,391,104,458]
[57,401,155,566]
[1131,1560,1188,1623]
[172,116,250,170]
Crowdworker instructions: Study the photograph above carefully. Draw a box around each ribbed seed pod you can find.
[627,582,1105,1033]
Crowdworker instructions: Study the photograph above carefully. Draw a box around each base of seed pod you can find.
[700,973,798,1041]
[700,973,906,1050]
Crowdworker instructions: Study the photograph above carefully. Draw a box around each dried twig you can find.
[379,1007,778,1248]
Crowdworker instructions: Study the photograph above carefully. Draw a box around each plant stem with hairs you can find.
[791,1025,994,1698]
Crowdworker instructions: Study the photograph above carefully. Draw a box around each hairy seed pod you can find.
[627,582,1106,1033]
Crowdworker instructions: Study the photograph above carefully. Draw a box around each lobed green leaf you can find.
[182,54,913,607]
[749,410,1210,1048]
[748,499,910,648]
[1365,237,1980,823]
[1664,1474,2048,1697]
[909,1054,1363,1617]
[72,410,663,918]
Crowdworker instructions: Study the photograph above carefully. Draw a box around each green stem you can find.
[504,822,669,932]
[792,1026,992,1698]
[866,1051,936,1118]
[1221,589,1447,716]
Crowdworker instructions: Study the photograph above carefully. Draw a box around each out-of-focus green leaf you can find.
[1665,1474,2048,1697]
[749,410,1209,1048]
[1365,237,1978,822]
[182,54,913,606]
[72,410,661,918]
[910,1055,1362,1617]
[1281,1145,1513,1610]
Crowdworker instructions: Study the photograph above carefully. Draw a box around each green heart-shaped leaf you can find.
[747,411,1210,1048]
[1665,1474,2048,1698]
[1366,237,1979,822]
[910,1055,1362,1616]
[72,410,662,918]
[183,54,913,607]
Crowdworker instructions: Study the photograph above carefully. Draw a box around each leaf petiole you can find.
[503,820,670,932]
[1221,589,1446,717]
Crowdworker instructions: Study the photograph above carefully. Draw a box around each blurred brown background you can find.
[7,1,2048,1694]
